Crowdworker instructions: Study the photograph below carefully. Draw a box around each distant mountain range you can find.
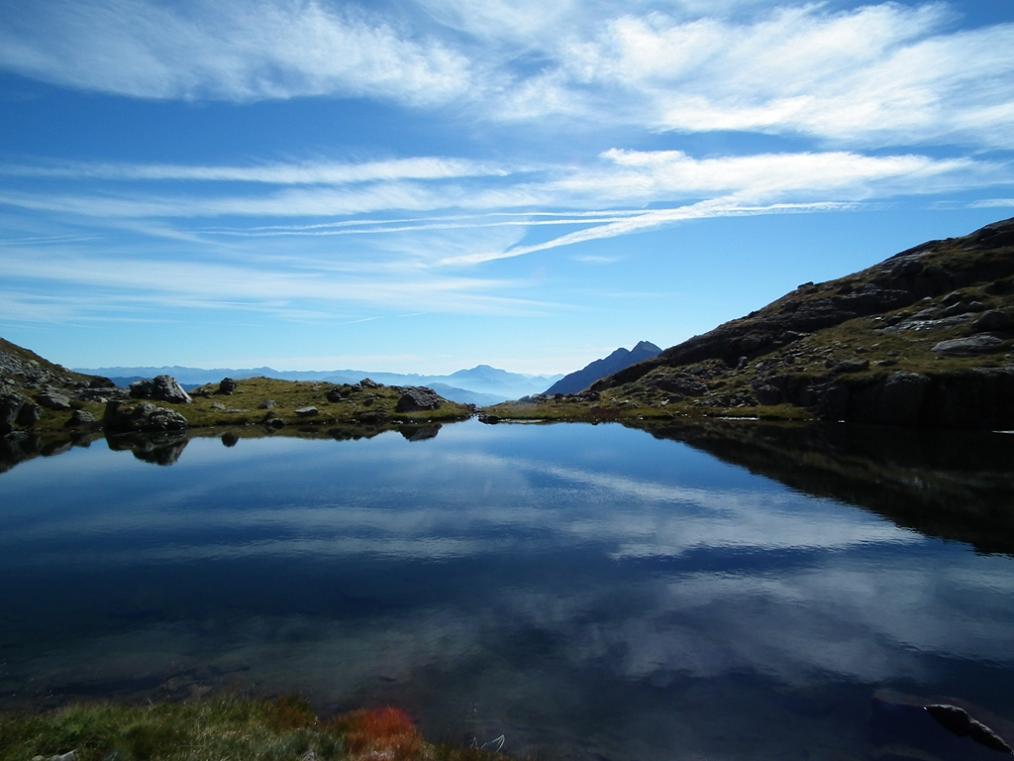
[78,363,562,405]
[544,341,661,395]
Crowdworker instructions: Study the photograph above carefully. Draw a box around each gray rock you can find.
[16,401,41,427]
[833,359,870,374]
[294,406,319,417]
[218,377,237,395]
[931,334,1006,356]
[360,378,381,389]
[395,388,442,412]
[129,375,192,404]
[258,399,276,409]
[752,383,782,405]
[65,409,97,427]
[265,417,285,429]
[973,310,1014,332]
[103,400,188,433]
[326,387,345,402]
[35,391,72,410]
[0,393,27,434]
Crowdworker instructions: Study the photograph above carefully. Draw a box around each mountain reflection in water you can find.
[0,419,1012,761]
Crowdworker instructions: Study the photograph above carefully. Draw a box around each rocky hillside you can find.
[487,217,1014,428]
[1,338,120,435]
[545,341,661,395]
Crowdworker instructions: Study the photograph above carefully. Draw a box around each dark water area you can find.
[1,419,1013,761]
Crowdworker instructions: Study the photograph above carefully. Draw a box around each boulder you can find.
[973,310,1014,333]
[65,409,97,428]
[360,378,381,389]
[218,377,237,395]
[258,399,276,409]
[1,393,27,434]
[35,390,72,410]
[103,400,188,433]
[129,375,192,404]
[16,401,41,427]
[931,334,1006,356]
[395,388,442,412]
[294,406,318,417]
[326,387,345,402]
[832,359,870,374]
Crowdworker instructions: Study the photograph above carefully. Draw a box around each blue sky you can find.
[1,0,1013,373]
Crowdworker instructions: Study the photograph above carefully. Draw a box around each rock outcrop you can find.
[129,375,192,404]
[582,217,1014,428]
[103,400,188,433]
[395,388,442,412]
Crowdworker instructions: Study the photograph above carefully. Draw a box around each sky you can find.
[1,0,1013,374]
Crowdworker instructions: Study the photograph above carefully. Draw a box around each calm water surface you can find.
[1,420,1013,761]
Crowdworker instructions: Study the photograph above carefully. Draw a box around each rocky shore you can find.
[0,338,472,443]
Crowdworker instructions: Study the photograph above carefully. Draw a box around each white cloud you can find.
[0,157,509,185]
[0,0,472,103]
[553,3,1014,147]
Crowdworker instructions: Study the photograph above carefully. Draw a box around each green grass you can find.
[8,378,473,436]
[180,378,472,429]
[0,696,504,761]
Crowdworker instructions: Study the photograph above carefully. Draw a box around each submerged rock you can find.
[925,704,1014,755]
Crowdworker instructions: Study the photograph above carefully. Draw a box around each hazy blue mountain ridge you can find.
[545,341,662,395]
[85,364,562,404]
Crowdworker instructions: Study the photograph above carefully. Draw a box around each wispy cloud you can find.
[438,200,858,266]
[0,157,510,184]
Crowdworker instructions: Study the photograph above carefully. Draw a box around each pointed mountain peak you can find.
[632,341,662,354]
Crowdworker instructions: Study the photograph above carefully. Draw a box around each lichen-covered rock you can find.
[129,375,192,404]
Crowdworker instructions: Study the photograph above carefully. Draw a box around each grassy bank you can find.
[0,696,499,761]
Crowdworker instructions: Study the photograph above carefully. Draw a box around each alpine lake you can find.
[1,418,1013,761]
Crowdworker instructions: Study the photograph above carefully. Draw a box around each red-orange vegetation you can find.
[332,707,423,760]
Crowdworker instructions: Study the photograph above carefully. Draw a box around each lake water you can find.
[1,419,1013,761]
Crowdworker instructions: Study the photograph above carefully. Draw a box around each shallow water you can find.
[1,419,1013,761]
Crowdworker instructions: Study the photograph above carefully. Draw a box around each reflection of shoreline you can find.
[0,422,448,474]
[631,419,1014,556]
